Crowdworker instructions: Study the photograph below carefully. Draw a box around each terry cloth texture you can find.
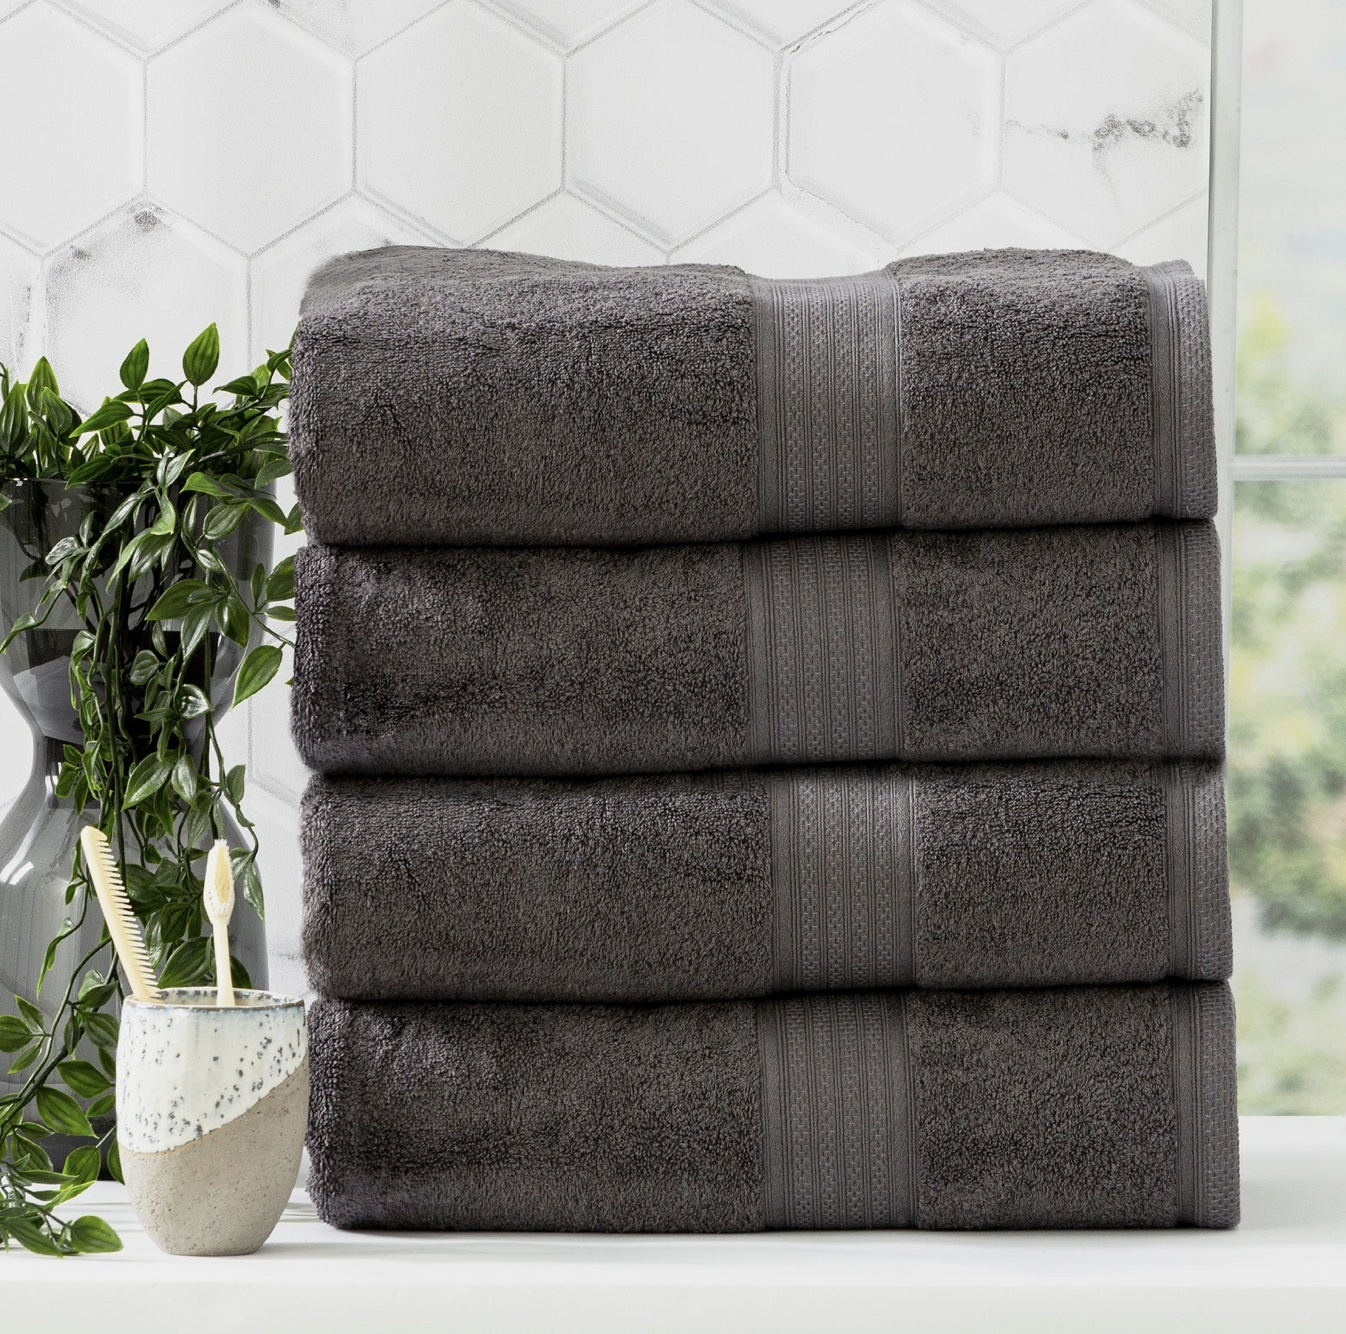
[291,521,1224,778]
[290,247,1215,546]
[302,760,1231,1002]
[306,983,1239,1232]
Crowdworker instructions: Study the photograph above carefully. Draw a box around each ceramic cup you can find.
[116,988,308,1256]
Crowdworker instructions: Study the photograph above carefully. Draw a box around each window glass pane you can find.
[1231,480,1346,1110]
[1237,1,1346,454]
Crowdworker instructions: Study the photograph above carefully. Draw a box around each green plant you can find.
[0,328,298,1254]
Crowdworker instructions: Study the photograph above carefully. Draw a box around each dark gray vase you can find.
[0,479,268,1146]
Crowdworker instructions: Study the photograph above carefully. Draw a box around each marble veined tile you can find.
[0,4,141,250]
[672,194,878,276]
[568,1,774,245]
[358,3,562,242]
[0,236,40,372]
[788,2,997,243]
[43,204,247,412]
[922,0,1087,48]
[485,195,664,266]
[250,198,439,362]
[1003,0,1209,247]
[148,9,352,254]
[1137,0,1212,40]
[1115,193,1208,274]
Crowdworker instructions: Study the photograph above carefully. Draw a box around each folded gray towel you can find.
[292,522,1223,777]
[291,247,1214,546]
[307,983,1238,1232]
[303,759,1230,1002]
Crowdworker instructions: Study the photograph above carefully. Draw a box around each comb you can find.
[79,826,162,1004]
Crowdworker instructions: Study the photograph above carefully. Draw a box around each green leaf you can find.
[16,996,44,1028]
[9,1041,42,1074]
[0,1015,32,1052]
[0,382,27,452]
[69,1216,122,1254]
[232,643,282,707]
[171,753,198,803]
[265,555,295,602]
[182,323,220,387]
[250,561,266,607]
[35,1087,94,1138]
[148,499,176,536]
[128,649,160,686]
[123,753,172,807]
[202,500,248,541]
[25,355,58,407]
[63,1145,102,1189]
[107,1140,122,1184]
[217,375,261,396]
[87,1091,115,1119]
[223,763,246,806]
[71,398,133,436]
[84,1013,118,1049]
[58,1058,110,1097]
[6,1216,64,1256]
[179,603,214,663]
[180,471,233,497]
[119,339,149,391]
[146,578,209,621]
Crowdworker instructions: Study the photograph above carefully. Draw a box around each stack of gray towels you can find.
[292,247,1238,1232]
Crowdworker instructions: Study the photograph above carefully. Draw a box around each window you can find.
[1231,0,1346,1110]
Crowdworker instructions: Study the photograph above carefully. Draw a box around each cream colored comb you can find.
[203,840,235,1008]
[79,826,162,1004]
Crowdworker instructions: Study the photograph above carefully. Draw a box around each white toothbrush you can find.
[202,840,236,1007]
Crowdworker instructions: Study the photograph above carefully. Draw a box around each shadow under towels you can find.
[291,522,1223,778]
[290,248,1214,545]
[303,760,1231,1001]
[307,985,1239,1232]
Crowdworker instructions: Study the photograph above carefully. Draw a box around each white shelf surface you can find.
[4,1116,1345,1333]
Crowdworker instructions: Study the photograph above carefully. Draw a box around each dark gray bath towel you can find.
[292,521,1223,777]
[291,247,1214,546]
[303,760,1230,1002]
[307,983,1238,1232]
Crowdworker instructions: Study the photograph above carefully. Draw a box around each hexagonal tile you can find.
[569,1,774,245]
[43,204,247,411]
[148,8,352,253]
[706,0,857,47]
[673,194,878,276]
[268,0,445,58]
[1114,193,1207,274]
[485,195,664,265]
[899,193,1085,256]
[1003,0,1209,247]
[0,236,40,372]
[789,3,997,243]
[62,0,232,51]
[250,198,439,361]
[921,0,1086,48]
[359,4,562,241]
[0,4,141,250]
[1137,0,1211,40]
[487,0,646,48]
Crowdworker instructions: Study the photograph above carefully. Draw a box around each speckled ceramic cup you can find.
[116,988,308,1256]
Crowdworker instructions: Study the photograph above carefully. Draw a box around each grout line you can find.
[355,0,452,61]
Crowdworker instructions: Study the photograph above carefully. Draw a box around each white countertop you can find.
[4,1116,1344,1333]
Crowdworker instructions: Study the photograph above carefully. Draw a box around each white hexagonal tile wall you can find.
[486,195,664,265]
[900,193,1084,256]
[921,0,1086,48]
[268,0,445,58]
[789,2,998,243]
[708,0,859,47]
[0,4,141,250]
[43,204,247,411]
[359,3,562,242]
[569,1,774,245]
[250,198,438,361]
[1003,0,1209,247]
[1114,193,1207,273]
[61,0,232,51]
[1138,0,1211,40]
[488,0,647,48]
[148,9,352,253]
[673,195,878,276]
[0,237,40,372]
